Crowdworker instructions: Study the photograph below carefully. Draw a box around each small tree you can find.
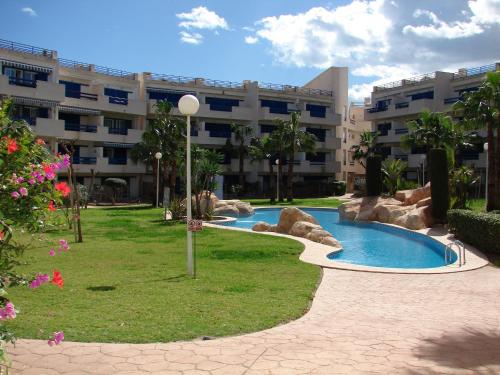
[103,178,127,205]
[429,148,449,222]
[382,159,407,196]
[230,123,253,192]
[351,131,378,169]
[249,136,277,203]
[450,166,479,209]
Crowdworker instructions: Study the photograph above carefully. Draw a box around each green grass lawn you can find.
[7,207,319,343]
[243,197,343,207]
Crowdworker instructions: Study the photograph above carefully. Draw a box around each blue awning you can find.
[0,59,53,73]
[101,142,135,149]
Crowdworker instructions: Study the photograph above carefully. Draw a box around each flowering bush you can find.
[0,100,68,365]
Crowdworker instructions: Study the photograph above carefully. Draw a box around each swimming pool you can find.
[218,208,456,269]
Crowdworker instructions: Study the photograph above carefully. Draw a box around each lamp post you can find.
[155,152,162,208]
[179,94,200,277]
[484,142,488,206]
[275,159,280,202]
[420,154,426,186]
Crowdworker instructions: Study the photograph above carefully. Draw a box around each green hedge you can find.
[366,155,382,196]
[429,148,449,222]
[332,181,346,196]
[448,209,500,254]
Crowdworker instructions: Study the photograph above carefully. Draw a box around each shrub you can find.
[382,159,407,196]
[169,198,186,221]
[366,155,382,196]
[429,148,449,222]
[332,181,346,196]
[399,179,419,190]
[448,210,500,254]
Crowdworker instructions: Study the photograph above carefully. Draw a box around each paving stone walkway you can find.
[9,265,500,374]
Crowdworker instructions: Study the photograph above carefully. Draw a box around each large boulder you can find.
[276,207,318,234]
[252,221,272,232]
[213,205,240,217]
[416,197,432,208]
[235,201,254,216]
[394,205,433,230]
[306,228,332,242]
[395,183,431,206]
[184,191,219,214]
[338,199,362,221]
[320,236,342,248]
[289,221,321,237]
[374,204,415,224]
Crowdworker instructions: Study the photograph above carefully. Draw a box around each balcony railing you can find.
[395,102,409,109]
[444,97,461,105]
[108,157,127,165]
[0,39,55,58]
[108,127,128,135]
[395,128,409,135]
[367,106,388,113]
[65,123,98,133]
[310,161,326,166]
[14,117,36,125]
[58,58,137,80]
[395,154,408,161]
[259,82,333,97]
[452,63,497,80]
[208,130,231,138]
[73,156,97,164]
[65,90,98,101]
[8,77,37,88]
[375,72,436,92]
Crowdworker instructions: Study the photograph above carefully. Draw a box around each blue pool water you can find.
[218,208,456,269]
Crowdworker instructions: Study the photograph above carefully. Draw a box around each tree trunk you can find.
[278,159,284,202]
[239,142,245,191]
[268,160,275,203]
[286,155,294,202]
[169,161,177,201]
[494,124,500,209]
[486,122,496,211]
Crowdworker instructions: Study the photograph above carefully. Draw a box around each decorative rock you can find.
[213,205,240,217]
[416,197,432,208]
[320,236,342,248]
[235,201,255,216]
[338,199,362,221]
[276,207,318,234]
[395,183,431,206]
[306,228,332,243]
[289,221,321,237]
[375,204,415,224]
[252,222,271,232]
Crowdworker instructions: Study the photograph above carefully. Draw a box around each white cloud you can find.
[403,9,483,39]
[253,1,391,69]
[247,0,499,101]
[244,36,259,44]
[21,7,37,17]
[179,31,203,45]
[176,6,228,30]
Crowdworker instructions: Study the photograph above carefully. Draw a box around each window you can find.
[306,104,327,118]
[60,80,81,98]
[261,100,289,114]
[260,124,276,134]
[3,67,44,87]
[377,122,391,136]
[205,97,240,112]
[104,118,132,134]
[409,91,434,101]
[205,123,232,138]
[12,105,48,125]
[306,152,326,164]
[148,90,188,107]
[104,88,129,105]
[306,127,326,142]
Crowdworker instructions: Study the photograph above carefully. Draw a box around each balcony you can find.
[33,118,65,138]
[72,156,97,165]
[365,98,435,121]
[61,89,146,116]
[444,97,460,105]
[0,75,65,102]
[72,157,145,174]
[64,123,97,133]
[185,103,252,120]
[65,89,98,101]
[108,157,127,165]
[108,96,128,106]
[108,127,128,135]
[300,110,341,126]
[8,77,37,88]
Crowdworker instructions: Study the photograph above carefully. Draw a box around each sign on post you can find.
[188,219,203,232]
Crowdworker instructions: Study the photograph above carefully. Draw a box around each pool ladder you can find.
[445,240,466,267]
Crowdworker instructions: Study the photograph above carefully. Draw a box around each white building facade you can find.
[0,39,351,200]
[365,63,499,183]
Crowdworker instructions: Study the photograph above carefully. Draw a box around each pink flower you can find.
[0,302,16,320]
[29,274,50,289]
[48,331,64,346]
[49,249,55,257]
[28,178,36,185]
[16,176,24,184]
[19,187,28,197]
[59,239,69,251]
[45,171,55,180]
[61,155,71,168]
[11,191,20,199]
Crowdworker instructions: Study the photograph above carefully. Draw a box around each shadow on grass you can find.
[415,328,500,371]
[87,285,116,292]
[97,205,154,211]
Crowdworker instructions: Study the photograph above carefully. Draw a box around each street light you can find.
[484,142,488,205]
[275,159,280,201]
[155,152,162,208]
[179,94,200,277]
[420,154,426,186]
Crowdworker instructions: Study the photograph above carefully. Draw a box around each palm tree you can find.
[281,111,317,202]
[381,159,407,196]
[130,101,185,204]
[454,71,500,211]
[249,136,277,203]
[351,130,378,169]
[269,119,288,201]
[230,123,253,191]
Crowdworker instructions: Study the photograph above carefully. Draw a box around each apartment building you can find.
[0,38,348,199]
[365,62,499,182]
[341,103,371,192]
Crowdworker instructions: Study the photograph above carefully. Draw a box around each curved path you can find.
[9,264,500,374]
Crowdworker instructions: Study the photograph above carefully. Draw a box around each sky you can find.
[0,0,499,101]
